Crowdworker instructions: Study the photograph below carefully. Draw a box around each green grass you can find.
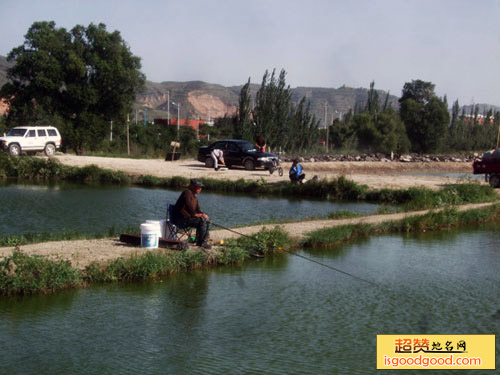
[364,183,498,209]
[0,249,80,295]
[0,153,130,184]
[302,203,500,248]
[0,227,290,295]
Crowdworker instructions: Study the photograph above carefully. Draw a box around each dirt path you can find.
[1,202,494,270]
[52,154,477,190]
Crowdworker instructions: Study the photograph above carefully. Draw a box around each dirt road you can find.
[53,154,476,190]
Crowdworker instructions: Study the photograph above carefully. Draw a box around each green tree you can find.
[365,81,380,115]
[353,109,409,154]
[252,69,291,150]
[399,80,449,153]
[236,78,252,140]
[288,97,320,152]
[1,21,145,154]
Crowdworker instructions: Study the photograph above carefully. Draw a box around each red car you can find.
[472,149,500,187]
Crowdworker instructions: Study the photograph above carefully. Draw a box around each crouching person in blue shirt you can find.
[289,159,305,183]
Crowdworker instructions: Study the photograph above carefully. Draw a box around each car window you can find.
[37,129,47,137]
[6,128,27,137]
[227,143,239,152]
[47,129,57,136]
[238,141,256,152]
[27,130,36,137]
[212,141,226,150]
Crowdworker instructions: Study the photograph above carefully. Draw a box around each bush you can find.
[0,250,81,295]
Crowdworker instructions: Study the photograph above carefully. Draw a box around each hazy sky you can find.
[1,0,499,106]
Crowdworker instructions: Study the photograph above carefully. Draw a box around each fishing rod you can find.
[209,221,378,287]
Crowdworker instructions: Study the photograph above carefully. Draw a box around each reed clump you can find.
[0,249,80,295]
[302,203,500,247]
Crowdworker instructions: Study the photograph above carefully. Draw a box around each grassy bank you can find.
[131,174,499,210]
[0,153,130,184]
[0,154,496,209]
[2,202,500,295]
[301,203,500,248]
[0,227,289,295]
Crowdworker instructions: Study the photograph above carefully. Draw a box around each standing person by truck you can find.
[255,136,266,152]
[210,148,225,171]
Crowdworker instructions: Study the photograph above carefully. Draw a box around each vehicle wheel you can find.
[489,174,500,188]
[205,157,214,168]
[278,167,284,177]
[244,159,255,170]
[44,143,56,156]
[8,143,21,156]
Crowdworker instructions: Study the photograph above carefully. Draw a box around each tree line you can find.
[329,80,500,154]
[1,21,499,157]
[211,69,320,153]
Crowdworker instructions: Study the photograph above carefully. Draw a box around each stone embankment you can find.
[282,153,479,163]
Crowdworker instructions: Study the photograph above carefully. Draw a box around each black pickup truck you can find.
[197,139,279,170]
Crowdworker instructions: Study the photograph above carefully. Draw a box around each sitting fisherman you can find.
[289,158,306,183]
[172,178,211,249]
[210,148,225,171]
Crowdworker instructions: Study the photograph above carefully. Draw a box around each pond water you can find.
[0,182,382,237]
[0,222,498,374]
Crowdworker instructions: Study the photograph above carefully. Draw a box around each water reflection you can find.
[0,290,77,324]
[0,181,382,237]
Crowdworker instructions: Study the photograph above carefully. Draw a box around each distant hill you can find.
[137,80,400,127]
[460,103,500,115]
[2,54,498,124]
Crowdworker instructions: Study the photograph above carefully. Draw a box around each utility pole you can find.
[324,101,328,153]
[110,120,113,142]
[167,91,170,125]
[172,102,180,140]
[127,114,130,155]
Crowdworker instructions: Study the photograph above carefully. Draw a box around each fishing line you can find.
[209,221,500,329]
[209,221,378,286]
[209,221,499,326]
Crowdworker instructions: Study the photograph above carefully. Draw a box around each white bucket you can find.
[146,220,163,239]
[140,223,158,249]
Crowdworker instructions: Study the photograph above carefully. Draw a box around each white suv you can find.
[0,126,62,156]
